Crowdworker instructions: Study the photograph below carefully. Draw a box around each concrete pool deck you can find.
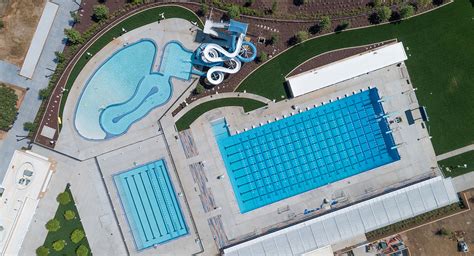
[55,18,200,160]
[96,135,205,255]
[165,62,439,249]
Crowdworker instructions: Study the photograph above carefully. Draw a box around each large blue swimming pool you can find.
[213,88,400,213]
[114,159,188,250]
[75,39,193,140]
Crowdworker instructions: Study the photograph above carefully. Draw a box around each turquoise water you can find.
[213,88,400,213]
[75,40,193,140]
[114,159,188,250]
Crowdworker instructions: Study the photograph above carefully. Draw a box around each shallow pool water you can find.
[74,39,193,140]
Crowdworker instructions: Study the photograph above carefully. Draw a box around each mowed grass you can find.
[237,0,474,155]
[59,5,203,121]
[439,150,474,178]
[175,98,267,131]
[42,186,91,256]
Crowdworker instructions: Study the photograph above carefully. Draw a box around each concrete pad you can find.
[19,2,59,79]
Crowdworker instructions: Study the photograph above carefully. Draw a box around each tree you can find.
[23,122,36,132]
[258,51,268,63]
[227,5,240,19]
[194,84,205,95]
[294,0,306,6]
[71,229,85,243]
[64,210,76,220]
[93,4,109,22]
[296,31,309,43]
[400,5,415,19]
[0,85,18,131]
[52,240,66,252]
[270,33,279,45]
[377,6,392,22]
[54,51,65,63]
[271,1,278,14]
[76,244,89,256]
[56,191,71,205]
[130,0,143,4]
[319,16,331,31]
[45,219,61,232]
[36,246,49,256]
[64,28,83,45]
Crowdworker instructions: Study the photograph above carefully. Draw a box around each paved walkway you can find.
[0,0,78,180]
[437,144,474,161]
[452,171,474,192]
[173,91,271,120]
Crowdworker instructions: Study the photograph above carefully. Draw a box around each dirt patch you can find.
[0,0,46,66]
[402,190,474,256]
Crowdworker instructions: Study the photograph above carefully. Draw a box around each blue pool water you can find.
[213,88,400,213]
[114,159,188,250]
[75,39,193,140]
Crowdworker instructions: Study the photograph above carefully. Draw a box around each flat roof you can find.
[223,176,458,256]
[287,42,408,98]
[19,2,58,79]
[0,150,53,256]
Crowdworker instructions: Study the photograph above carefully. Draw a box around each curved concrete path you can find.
[174,92,271,120]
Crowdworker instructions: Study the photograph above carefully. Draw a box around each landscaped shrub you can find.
[0,20,4,29]
[244,0,254,7]
[227,5,240,19]
[270,33,279,45]
[194,84,205,95]
[319,16,331,31]
[70,11,80,24]
[45,219,61,232]
[93,4,109,22]
[377,6,392,22]
[36,246,49,256]
[71,229,85,243]
[293,0,306,6]
[400,5,415,19]
[436,227,451,236]
[64,28,84,45]
[271,1,278,14]
[64,210,76,220]
[23,122,37,132]
[52,240,66,252]
[0,84,18,131]
[54,51,65,64]
[335,21,351,32]
[76,244,89,256]
[57,191,71,205]
[295,31,309,43]
[258,51,268,63]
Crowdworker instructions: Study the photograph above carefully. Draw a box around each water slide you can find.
[200,20,256,85]
[206,58,242,85]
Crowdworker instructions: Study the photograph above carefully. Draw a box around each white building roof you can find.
[287,42,408,98]
[0,150,53,256]
[223,176,458,256]
[19,2,59,79]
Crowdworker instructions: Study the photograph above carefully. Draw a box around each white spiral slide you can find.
[201,34,245,85]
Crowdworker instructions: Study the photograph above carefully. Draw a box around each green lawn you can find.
[40,185,91,256]
[237,0,474,155]
[59,5,203,122]
[439,150,474,178]
[175,98,267,131]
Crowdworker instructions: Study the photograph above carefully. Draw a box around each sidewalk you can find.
[0,0,78,180]
[436,144,474,161]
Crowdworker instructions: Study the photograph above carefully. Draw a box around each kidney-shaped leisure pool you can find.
[74,39,193,140]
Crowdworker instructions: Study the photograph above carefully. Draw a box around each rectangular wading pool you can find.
[213,88,400,213]
[114,159,188,250]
